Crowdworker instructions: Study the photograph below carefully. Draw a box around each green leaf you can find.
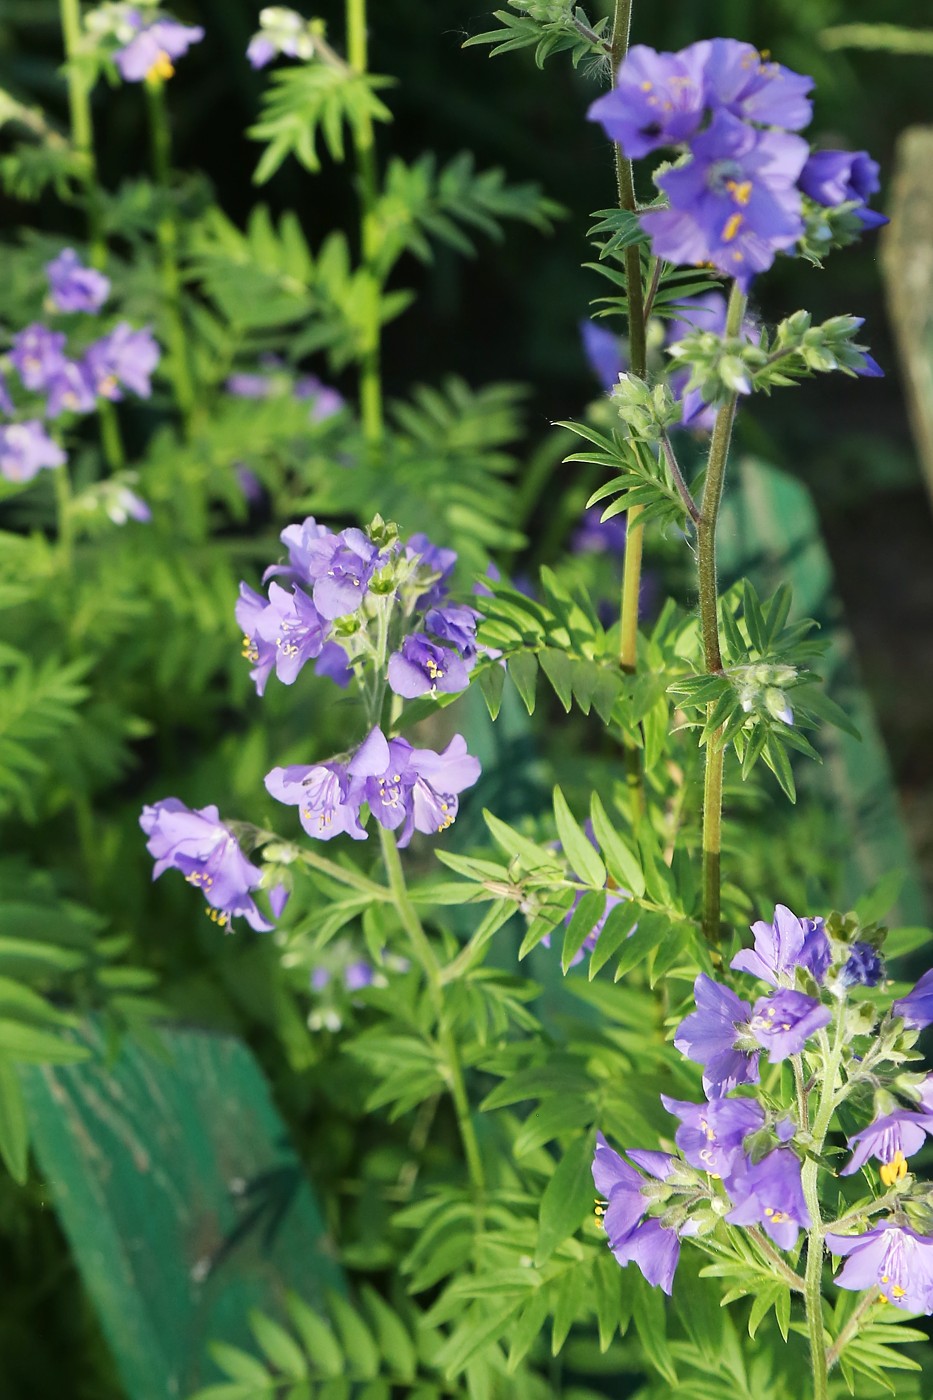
[0,1023,90,1064]
[856,870,905,924]
[327,1290,380,1380]
[360,1287,416,1384]
[210,1340,272,1385]
[535,1131,596,1265]
[561,891,606,973]
[539,647,574,712]
[632,1274,677,1385]
[287,1294,344,1378]
[588,900,640,979]
[508,652,538,713]
[477,663,505,720]
[553,787,606,888]
[588,793,646,897]
[250,1310,308,1379]
[0,1060,28,1182]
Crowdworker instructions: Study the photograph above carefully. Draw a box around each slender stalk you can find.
[798,1014,847,1400]
[378,827,487,1195]
[746,1227,805,1293]
[660,432,700,525]
[825,1289,881,1373]
[608,0,647,672]
[144,79,197,434]
[345,0,383,443]
[53,461,74,572]
[58,0,104,262]
[698,281,747,945]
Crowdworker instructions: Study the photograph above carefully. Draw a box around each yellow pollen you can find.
[725,179,753,206]
[722,213,744,243]
[879,1151,908,1187]
[100,374,118,395]
[641,80,653,91]
[891,1284,906,1298]
[147,52,175,82]
[594,1198,608,1229]
[241,636,259,663]
[881,1274,889,1284]
[763,1208,789,1223]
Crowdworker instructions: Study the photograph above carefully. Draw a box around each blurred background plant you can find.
[0,1,931,1396]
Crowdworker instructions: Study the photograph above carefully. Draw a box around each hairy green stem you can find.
[698,281,747,945]
[346,0,383,443]
[798,1015,847,1400]
[145,80,197,434]
[378,827,487,1195]
[747,1227,805,1293]
[825,1288,881,1372]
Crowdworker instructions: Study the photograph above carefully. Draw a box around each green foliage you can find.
[249,63,394,183]
[463,2,609,68]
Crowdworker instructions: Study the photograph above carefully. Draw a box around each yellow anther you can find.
[147,52,175,82]
[879,1151,908,1187]
[725,179,753,206]
[891,1284,906,1298]
[722,213,744,243]
[100,374,118,396]
[641,80,653,91]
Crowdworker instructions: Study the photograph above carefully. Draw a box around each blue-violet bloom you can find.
[46,248,110,313]
[826,1225,933,1312]
[725,1148,810,1250]
[799,150,887,229]
[660,1094,765,1178]
[587,43,707,159]
[840,1111,933,1185]
[674,974,759,1097]
[45,361,96,418]
[581,319,624,393]
[140,797,272,931]
[115,13,205,82]
[85,323,160,399]
[387,634,470,699]
[592,1132,682,1294]
[892,969,933,1030]
[0,421,66,482]
[252,582,329,687]
[749,988,831,1062]
[839,942,885,989]
[11,325,67,392]
[731,903,831,987]
[264,762,367,842]
[699,39,813,132]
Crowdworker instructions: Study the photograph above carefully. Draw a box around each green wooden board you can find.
[720,455,928,925]
[20,1023,344,1400]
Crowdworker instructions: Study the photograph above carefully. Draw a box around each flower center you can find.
[879,1150,908,1187]
[147,52,175,82]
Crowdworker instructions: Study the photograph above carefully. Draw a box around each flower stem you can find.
[698,281,747,945]
[346,0,383,444]
[144,79,197,435]
[53,461,74,571]
[58,0,104,262]
[825,1288,881,1373]
[378,826,486,1195]
[798,1014,847,1400]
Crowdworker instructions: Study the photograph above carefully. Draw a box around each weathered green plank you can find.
[720,455,928,924]
[20,1023,344,1400]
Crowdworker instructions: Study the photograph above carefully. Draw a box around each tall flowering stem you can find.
[346,0,383,443]
[378,826,487,1196]
[699,282,747,945]
[144,78,197,434]
[798,1013,847,1400]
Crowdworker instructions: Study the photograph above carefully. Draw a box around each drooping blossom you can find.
[114,12,205,83]
[731,903,831,987]
[251,582,329,687]
[699,39,813,132]
[592,1133,683,1294]
[641,111,809,289]
[247,7,316,69]
[387,634,470,699]
[660,1094,765,1178]
[84,323,160,400]
[314,640,353,688]
[424,604,479,660]
[839,942,885,989]
[725,1148,810,1249]
[265,516,333,587]
[826,1224,933,1312]
[408,533,457,608]
[748,988,831,1063]
[45,248,110,313]
[892,969,933,1030]
[10,324,67,392]
[140,797,272,932]
[0,421,66,482]
[45,361,96,418]
[298,527,380,620]
[235,582,278,696]
[840,319,884,379]
[673,973,759,1097]
[840,1110,933,1185]
[800,150,887,229]
[264,762,367,842]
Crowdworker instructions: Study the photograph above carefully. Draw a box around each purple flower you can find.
[84,323,160,400]
[247,33,277,69]
[344,960,374,992]
[45,248,110,313]
[347,727,481,847]
[826,1225,933,1312]
[268,883,290,919]
[265,516,333,587]
[840,942,884,989]
[11,325,67,392]
[301,527,379,619]
[294,374,345,421]
[593,1132,681,1294]
[424,604,479,660]
[0,374,13,415]
[408,533,457,608]
[840,1110,933,1185]
[247,9,314,69]
[571,506,627,555]
[748,988,831,1062]
[314,640,353,689]
[140,797,272,932]
[725,1148,810,1249]
[115,16,205,83]
[660,1094,765,1177]
[673,973,759,1098]
[800,150,887,229]
[731,903,831,987]
[253,582,329,686]
[641,111,808,290]
[45,361,96,418]
[387,634,470,699]
[699,39,813,132]
[235,582,277,696]
[587,44,707,159]
[106,486,151,525]
[264,762,367,842]
[892,969,933,1030]
[0,421,65,482]
[581,320,625,392]
[226,372,275,399]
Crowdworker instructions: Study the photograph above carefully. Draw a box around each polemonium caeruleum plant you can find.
[2,0,931,1396]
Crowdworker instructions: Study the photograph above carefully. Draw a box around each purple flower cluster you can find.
[113,10,204,83]
[588,39,884,288]
[140,798,272,931]
[1,249,160,491]
[226,358,344,423]
[266,726,481,849]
